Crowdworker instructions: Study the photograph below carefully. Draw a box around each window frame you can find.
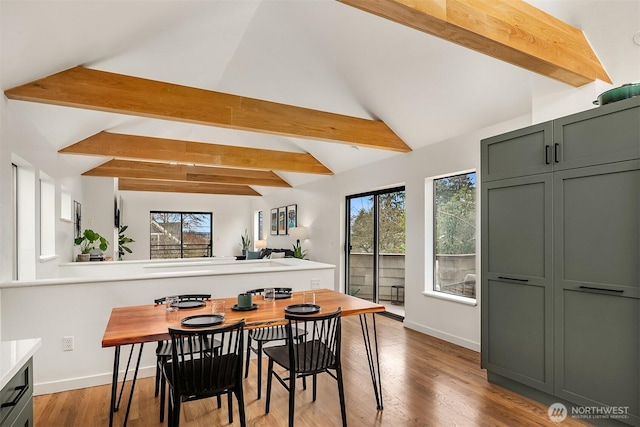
[424,169,478,306]
[39,174,56,259]
[149,211,213,259]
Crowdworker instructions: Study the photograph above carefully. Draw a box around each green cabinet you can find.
[481,175,553,393]
[481,122,552,181]
[553,160,640,426]
[554,99,640,171]
[482,96,640,181]
[482,96,640,426]
[556,290,639,424]
[0,358,33,427]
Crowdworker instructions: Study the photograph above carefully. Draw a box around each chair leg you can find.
[173,397,181,427]
[167,389,173,427]
[217,394,221,408]
[244,336,252,378]
[228,392,233,424]
[154,358,161,397]
[160,368,166,422]
[256,341,263,399]
[265,358,274,414]
[312,373,317,401]
[336,367,347,427]
[288,369,296,427]
[236,383,247,427]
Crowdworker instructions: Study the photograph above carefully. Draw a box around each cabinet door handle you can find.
[554,143,560,163]
[0,385,28,408]
[498,276,529,282]
[545,145,551,164]
[578,286,624,294]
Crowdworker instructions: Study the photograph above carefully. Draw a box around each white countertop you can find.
[1,257,335,288]
[0,338,41,390]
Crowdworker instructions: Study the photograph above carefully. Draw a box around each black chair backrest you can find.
[245,287,292,295]
[168,320,245,396]
[285,308,342,374]
[154,294,212,305]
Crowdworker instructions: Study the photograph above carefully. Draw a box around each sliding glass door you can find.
[346,187,405,308]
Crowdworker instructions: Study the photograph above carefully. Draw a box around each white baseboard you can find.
[34,365,156,396]
[402,320,480,352]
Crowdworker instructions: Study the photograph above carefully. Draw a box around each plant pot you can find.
[77,253,90,262]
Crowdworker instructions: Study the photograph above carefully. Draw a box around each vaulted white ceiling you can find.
[2,0,639,194]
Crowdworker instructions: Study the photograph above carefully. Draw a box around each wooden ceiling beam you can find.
[338,0,611,87]
[84,159,291,187]
[60,132,332,175]
[118,178,261,196]
[5,66,411,152]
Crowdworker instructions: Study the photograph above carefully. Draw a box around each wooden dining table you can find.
[102,288,386,427]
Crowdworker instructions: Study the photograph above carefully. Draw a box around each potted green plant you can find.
[118,225,135,260]
[240,228,251,255]
[292,242,307,259]
[74,229,109,262]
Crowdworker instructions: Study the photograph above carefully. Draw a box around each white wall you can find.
[0,103,83,281]
[0,261,332,395]
[119,189,254,260]
[251,114,534,351]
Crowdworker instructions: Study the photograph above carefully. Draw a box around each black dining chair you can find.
[264,308,346,427]
[154,294,214,422]
[164,320,247,427]
[243,288,306,399]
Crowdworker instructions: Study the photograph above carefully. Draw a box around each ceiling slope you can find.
[338,0,612,87]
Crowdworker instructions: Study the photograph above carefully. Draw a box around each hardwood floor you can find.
[34,315,589,426]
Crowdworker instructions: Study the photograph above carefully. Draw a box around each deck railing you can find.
[348,253,476,302]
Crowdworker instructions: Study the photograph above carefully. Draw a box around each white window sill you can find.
[422,290,477,306]
[39,254,59,263]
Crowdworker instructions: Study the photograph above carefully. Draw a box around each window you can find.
[150,212,212,259]
[255,210,264,243]
[13,156,37,280]
[432,172,476,299]
[12,164,18,280]
[60,189,72,221]
[39,175,56,257]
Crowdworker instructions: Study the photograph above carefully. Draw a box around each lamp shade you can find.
[256,239,267,249]
[289,226,309,241]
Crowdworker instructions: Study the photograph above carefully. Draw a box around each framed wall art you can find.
[73,201,82,239]
[278,207,287,235]
[270,208,278,235]
[286,204,297,232]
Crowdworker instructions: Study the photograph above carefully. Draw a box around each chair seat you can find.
[264,340,336,373]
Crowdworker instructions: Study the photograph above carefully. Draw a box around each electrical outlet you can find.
[63,336,74,351]
[310,278,321,289]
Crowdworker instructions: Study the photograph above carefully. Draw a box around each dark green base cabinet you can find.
[481,96,640,427]
[556,290,639,425]
[0,358,33,427]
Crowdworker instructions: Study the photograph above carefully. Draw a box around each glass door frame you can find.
[345,185,405,302]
